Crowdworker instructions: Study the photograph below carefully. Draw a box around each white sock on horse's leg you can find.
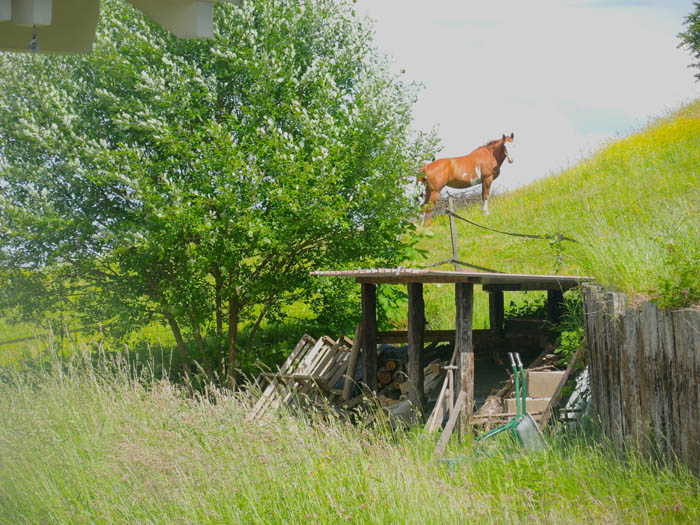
[482,199,489,215]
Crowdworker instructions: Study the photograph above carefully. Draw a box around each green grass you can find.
[1,347,699,524]
[415,100,700,325]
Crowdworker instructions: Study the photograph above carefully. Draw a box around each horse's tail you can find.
[417,163,428,184]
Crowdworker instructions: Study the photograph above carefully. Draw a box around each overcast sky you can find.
[353,0,699,193]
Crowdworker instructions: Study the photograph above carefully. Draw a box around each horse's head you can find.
[502,133,515,163]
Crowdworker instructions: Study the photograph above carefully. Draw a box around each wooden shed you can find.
[311,268,591,425]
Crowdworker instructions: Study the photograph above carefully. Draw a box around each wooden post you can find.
[361,283,378,392]
[547,289,564,325]
[455,282,474,433]
[489,291,505,334]
[448,196,459,270]
[341,323,363,401]
[407,282,426,417]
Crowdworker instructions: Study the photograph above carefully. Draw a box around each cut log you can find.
[378,369,393,386]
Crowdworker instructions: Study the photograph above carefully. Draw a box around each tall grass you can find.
[1,346,698,524]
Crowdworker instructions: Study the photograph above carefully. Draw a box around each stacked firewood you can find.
[376,357,449,407]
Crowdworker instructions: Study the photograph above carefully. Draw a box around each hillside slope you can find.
[416,99,700,326]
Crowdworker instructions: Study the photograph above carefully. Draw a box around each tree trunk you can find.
[226,298,240,388]
[163,311,191,377]
[192,319,213,379]
[212,266,224,362]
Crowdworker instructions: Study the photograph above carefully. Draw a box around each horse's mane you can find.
[482,138,503,149]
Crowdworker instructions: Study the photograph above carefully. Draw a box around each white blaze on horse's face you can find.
[504,143,514,164]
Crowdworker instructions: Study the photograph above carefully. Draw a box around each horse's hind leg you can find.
[423,188,440,226]
[481,175,493,215]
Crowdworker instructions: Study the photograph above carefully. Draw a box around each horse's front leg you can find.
[481,175,493,215]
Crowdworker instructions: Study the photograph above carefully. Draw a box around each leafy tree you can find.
[0,0,436,381]
[679,1,700,81]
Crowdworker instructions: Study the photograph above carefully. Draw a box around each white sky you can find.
[353,0,699,192]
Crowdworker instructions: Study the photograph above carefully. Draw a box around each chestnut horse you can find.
[418,133,514,225]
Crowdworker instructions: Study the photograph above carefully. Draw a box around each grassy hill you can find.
[415,100,700,329]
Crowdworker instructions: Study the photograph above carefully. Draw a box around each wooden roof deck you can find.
[311,268,592,290]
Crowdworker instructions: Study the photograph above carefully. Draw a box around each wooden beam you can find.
[407,282,426,417]
[341,323,363,401]
[455,282,474,432]
[361,283,378,392]
[489,291,505,334]
[434,391,466,458]
[357,275,481,285]
[377,329,453,344]
[482,282,579,292]
[375,329,550,348]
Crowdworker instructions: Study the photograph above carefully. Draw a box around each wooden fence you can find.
[583,284,700,468]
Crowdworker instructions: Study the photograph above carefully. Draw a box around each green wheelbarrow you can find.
[477,352,545,452]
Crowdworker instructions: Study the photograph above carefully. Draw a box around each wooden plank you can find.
[361,283,378,392]
[425,347,458,433]
[643,301,666,458]
[407,282,426,417]
[489,291,505,334]
[673,309,693,465]
[356,275,480,285]
[342,324,363,401]
[635,303,651,455]
[620,308,640,443]
[455,282,475,432]
[434,391,467,458]
[323,335,352,387]
[582,285,599,421]
[689,309,700,468]
[355,275,588,287]
[595,288,611,436]
[605,291,626,445]
[590,286,609,434]
[660,307,677,463]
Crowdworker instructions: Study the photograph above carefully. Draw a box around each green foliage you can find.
[651,212,700,308]
[504,293,546,320]
[554,289,585,365]
[556,327,584,363]
[679,1,700,81]
[376,285,408,330]
[0,0,437,380]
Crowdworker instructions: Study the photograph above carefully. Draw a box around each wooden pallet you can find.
[248,334,353,419]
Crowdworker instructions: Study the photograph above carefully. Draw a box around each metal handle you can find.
[508,352,516,367]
